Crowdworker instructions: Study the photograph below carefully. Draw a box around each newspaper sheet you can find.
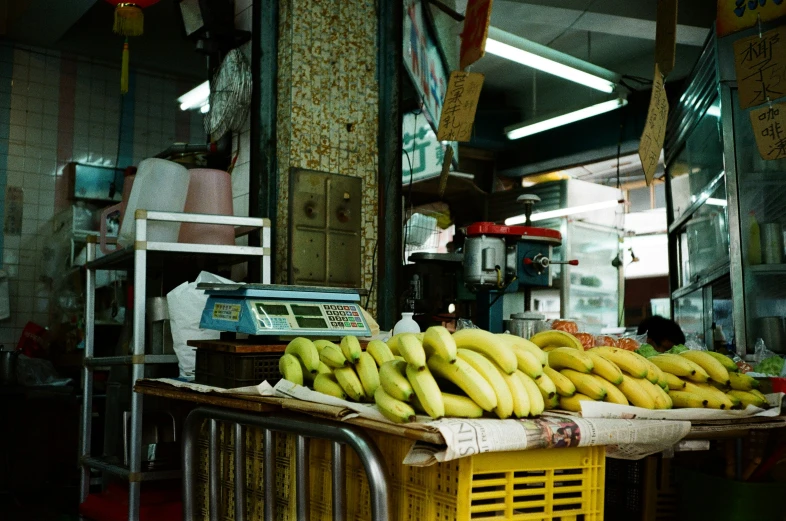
[580,393,783,420]
[402,414,692,465]
[150,377,276,396]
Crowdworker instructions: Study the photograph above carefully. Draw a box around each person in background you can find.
[637,315,686,353]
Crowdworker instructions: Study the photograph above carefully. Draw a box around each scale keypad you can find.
[325,304,363,328]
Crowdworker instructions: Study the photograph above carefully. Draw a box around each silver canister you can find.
[757,316,785,354]
[761,222,784,264]
[463,235,507,288]
[146,297,174,355]
[509,312,547,339]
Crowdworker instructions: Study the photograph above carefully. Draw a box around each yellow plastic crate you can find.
[197,422,605,521]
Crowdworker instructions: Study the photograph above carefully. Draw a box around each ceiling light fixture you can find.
[505,98,628,140]
[705,197,727,206]
[505,199,624,225]
[178,80,210,111]
[485,27,620,93]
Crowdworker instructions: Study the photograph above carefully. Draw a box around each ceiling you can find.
[4,0,205,80]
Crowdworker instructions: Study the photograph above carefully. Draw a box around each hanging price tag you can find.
[460,0,493,70]
[717,0,786,37]
[733,26,786,110]
[639,64,669,186]
[750,102,786,160]
[437,71,484,142]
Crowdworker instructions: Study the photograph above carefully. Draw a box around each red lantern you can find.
[104,1,160,93]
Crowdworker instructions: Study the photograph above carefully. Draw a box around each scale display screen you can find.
[295,316,328,329]
[290,304,322,317]
[256,303,289,316]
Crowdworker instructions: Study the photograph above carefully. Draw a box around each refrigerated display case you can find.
[666,23,786,354]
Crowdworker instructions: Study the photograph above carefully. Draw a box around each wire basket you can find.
[403,209,454,262]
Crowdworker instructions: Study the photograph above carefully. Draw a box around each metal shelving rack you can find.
[78,210,271,521]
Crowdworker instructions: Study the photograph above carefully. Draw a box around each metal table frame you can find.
[78,210,272,521]
[182,407,390,521]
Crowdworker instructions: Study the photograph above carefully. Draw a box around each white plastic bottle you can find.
[392,312,420,335]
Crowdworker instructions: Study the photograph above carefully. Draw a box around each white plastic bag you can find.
[167,271,234,378]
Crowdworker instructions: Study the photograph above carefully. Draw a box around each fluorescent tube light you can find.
[485,39,616,93]
[485,27,620,93]
[706,198,727,206]
[200,103,210,114]
[505,98,627,140]
[178,80,210,111]
[505,199,623,225]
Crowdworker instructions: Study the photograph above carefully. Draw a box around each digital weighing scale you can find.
[198,284,371,337]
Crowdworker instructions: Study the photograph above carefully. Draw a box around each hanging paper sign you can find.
[733,26,786,109]
[717,0,786,37]
[639,64,669,186]
[655,0,678,77]
[750,102,786,160]
[437,71,484,142]
[460,0,493,70]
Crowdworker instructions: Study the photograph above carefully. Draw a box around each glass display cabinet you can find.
[666,23,786,354]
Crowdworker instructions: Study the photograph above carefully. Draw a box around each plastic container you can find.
[178,168,235,245]
[392,312,420,335]
[196,425,606,520]
[117,158,190,248]
[193,350,281,388]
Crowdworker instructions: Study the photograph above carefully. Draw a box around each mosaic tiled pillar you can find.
[275,0,380,316]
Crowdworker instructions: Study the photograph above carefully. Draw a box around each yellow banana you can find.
[682,381,733,409]
[313,339,340,352]
[749,389,767,402]
[544,366,576,397]
[535,372,557,399]
[314,373,347,399]
[668,390,707,408]
[544,392,560,410]
[595,375,628,405]
[319,343,350,368]
[374,387,416,423]
[386,334,402,355]
[705,351,739,373]
[517,371,545,416]
[428,355,498,412]
[652,382,673,409]
[664,372,686,390]
[279,353,304,385]
[356,352,380,397]
[498,334,548,366]
[423,326,457,363]
[729,372,758,391]
[398,333,427,370]
[298,358,315,382]
[548,347,594,373]
[617,375,656,409]
[499,368,530,417]
[645,360,665,387]
[457,349,513,419]
[727,390,767,408]
[379,360,414,402]
[316,361,332,374]
[513,348,545,379]
[529,330,584,350]
[442,392,485,418]
[650,354,696,378]
[587,352,623,384]
[726,393,742,408]
[681,358,711,382]
[366,340,395,366]
[406,364,444,418]
[334,366,365,401]
[636,377,665,407]
[340,336,362,365]
[679,351,730,385]
[452,329,517,374]
[560,369,607,400]
[285,337,320,374]
[559,393,594,412]
[590,347,649,378]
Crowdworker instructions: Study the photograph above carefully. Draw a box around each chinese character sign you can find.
[717,0,786,37]
[460,0,493,70]
[437,71,485,142]
[750,102,786,159]
[639,64,669,186]
[733,26,786,109]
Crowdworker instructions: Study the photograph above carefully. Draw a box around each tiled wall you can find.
[0,44,204,347]
[276,0,380,315]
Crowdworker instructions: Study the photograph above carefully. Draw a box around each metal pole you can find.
[295,434,308,521]
[263,429,275,521]
[209,419,220,521]
[331,442,345,521]
[182,408,199,521]
[128,211,148,521]
[234,423,246,521]
[79,238,97,502]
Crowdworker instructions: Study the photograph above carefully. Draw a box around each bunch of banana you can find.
[529,330,584,351]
